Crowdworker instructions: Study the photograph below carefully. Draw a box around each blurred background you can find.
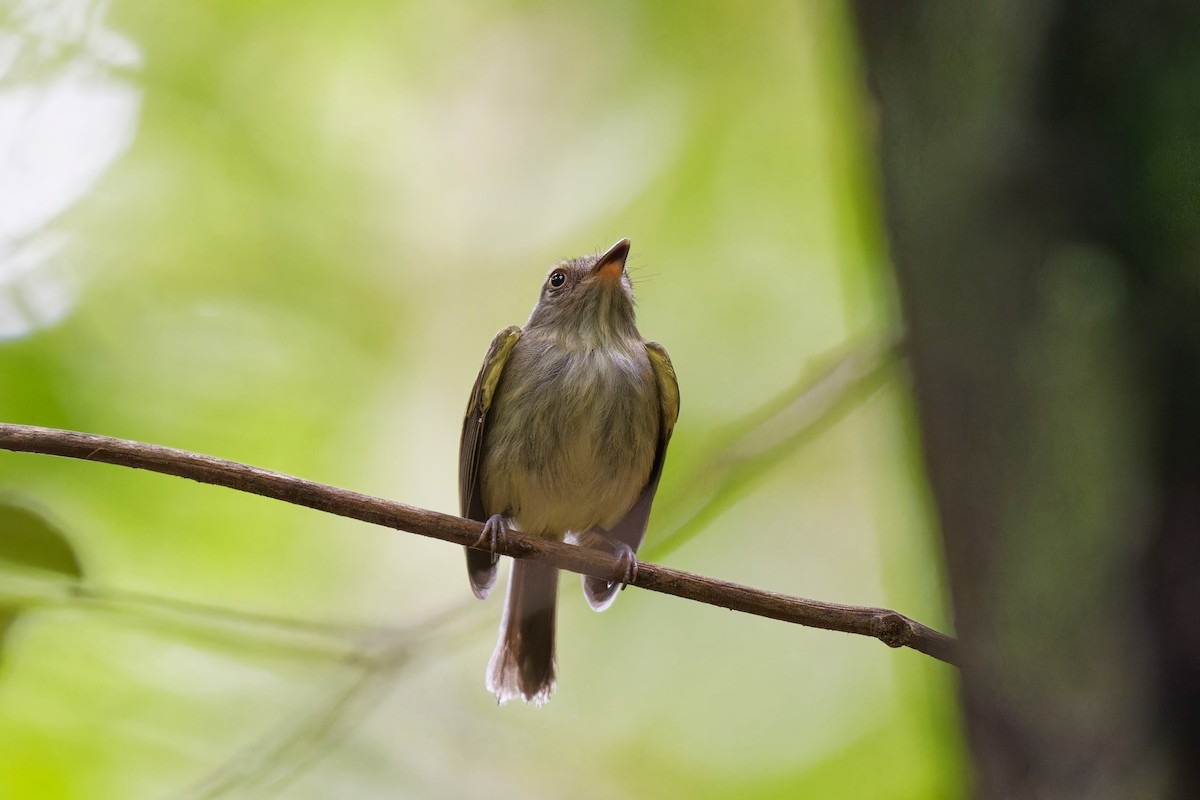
[0,2,963,798]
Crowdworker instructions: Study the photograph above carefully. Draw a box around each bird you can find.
[458,238,679,705]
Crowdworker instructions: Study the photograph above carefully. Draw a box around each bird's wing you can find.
[460,325,522,598]
[583,340,680,610]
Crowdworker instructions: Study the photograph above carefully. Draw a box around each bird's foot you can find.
[580,539,639,611]
[612,541,639,587]
[473,514,508,566]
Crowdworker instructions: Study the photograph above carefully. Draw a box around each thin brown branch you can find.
[0,422,959,666]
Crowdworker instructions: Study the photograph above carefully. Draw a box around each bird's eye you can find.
[548,270,567,289]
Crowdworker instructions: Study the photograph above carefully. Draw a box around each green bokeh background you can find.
[0,2,963,797]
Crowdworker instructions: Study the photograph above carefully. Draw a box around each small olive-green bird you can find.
[459,238,679,705]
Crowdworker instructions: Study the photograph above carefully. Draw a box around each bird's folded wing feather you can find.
[583,340,679,609]
[460,325,522,596]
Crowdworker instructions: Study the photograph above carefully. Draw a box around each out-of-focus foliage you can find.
[0,501,83,668]
[0,1,962,797]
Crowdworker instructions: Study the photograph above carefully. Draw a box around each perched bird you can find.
[459,238,679,705]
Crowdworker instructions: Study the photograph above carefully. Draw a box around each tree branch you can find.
[0,422,959,666]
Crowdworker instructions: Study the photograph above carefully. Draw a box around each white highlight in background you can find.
[0,0,142,339]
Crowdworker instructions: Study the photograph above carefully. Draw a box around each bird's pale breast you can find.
[480,334,659,538]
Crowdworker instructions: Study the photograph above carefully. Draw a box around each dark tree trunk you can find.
[852,3,1200,798]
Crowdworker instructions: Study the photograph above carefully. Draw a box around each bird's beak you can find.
[593,238,631,283]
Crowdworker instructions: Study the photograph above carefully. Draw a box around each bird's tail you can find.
[486,559,558,705]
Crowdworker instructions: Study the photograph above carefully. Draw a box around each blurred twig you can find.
[181,597,493,798]
[646,335,905,561]
[0,418,958,666]
[1,564,489,798]
[185,656,401,800]
[0,562,481,661]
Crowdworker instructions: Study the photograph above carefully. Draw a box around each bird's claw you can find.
[612,541,638,588]
[474,514,507,566]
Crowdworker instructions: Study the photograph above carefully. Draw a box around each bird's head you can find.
[525,238,638,344]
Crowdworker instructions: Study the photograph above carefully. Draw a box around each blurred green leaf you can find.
[0,500,83,667]
[0,503,81,578]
